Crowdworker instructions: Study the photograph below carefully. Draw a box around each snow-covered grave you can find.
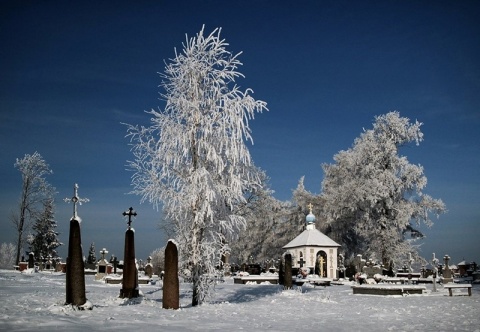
[233,271,279,284]
[1,269,479,331]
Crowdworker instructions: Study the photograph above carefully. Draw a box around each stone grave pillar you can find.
[28,252,35,269]
[163,240,179,309]
[120,207,139,299]
[284,253,293,289]
[64,183,90,308]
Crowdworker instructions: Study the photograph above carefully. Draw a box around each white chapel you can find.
[282,204,341,278]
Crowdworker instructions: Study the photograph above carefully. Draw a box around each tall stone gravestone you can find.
[64,184,90,308]
[163,240,179,309]
[28,252,34,269]
[284,253,293,289]
[278,257,284,285]
[120,207,139,299]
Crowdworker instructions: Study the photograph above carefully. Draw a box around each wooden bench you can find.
[444,284,472,296]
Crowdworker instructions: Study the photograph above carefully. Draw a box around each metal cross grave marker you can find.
[100,248,108,261]
[64,183,89,219]
[123,207,137,228]
[298,257,305,268]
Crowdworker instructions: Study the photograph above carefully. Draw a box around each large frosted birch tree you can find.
[321,112,446,267]
[126,26,267,305]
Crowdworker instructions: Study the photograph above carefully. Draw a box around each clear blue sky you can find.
[1,1,479,265]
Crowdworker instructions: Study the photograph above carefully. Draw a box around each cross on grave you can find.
[297,257,305,268]
[122,207,137,228]
[100,248,108,261]
[111,255,119,274]
[64,183,89,219]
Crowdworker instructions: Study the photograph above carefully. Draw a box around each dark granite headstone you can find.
[120,228,139,298]
[284,253,293,289]
[163,240,179,309]
[28,252,34,269]
[65,218,87,307]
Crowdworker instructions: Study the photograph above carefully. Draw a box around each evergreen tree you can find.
[87,242,96,264]
[321,112,446,266]
[27,198,61,260]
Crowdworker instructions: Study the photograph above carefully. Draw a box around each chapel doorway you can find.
[315,250,327,277]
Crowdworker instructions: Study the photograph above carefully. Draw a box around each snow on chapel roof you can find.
[283,203,340,249]
[282,228,341,249]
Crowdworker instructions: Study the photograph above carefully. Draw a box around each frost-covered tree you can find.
[11,152,54,264]
[27,198,61,260]
[230,176,328,266]
[126,26,267,306]
[0,242,16,269]
[87,242,96,265]
[321,112,446,266]
[149,247,165,276]
[230,171,288,264]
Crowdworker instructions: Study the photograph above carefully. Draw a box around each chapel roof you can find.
[282,228,341,249]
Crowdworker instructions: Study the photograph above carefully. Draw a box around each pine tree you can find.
[87,242,96,264]
[27,198,61,260]
[126,26,267,305]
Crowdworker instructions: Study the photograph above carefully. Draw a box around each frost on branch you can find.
[321,112,446,267]
[125,26,267,306]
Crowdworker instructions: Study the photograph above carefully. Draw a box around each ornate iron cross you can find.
[64,183,89,219]
[123,207,137,228]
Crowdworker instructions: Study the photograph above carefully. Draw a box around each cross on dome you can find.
[306,203,316,225]
[308,203,313,214]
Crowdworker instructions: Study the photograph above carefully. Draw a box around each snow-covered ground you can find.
[1,269,479,331]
